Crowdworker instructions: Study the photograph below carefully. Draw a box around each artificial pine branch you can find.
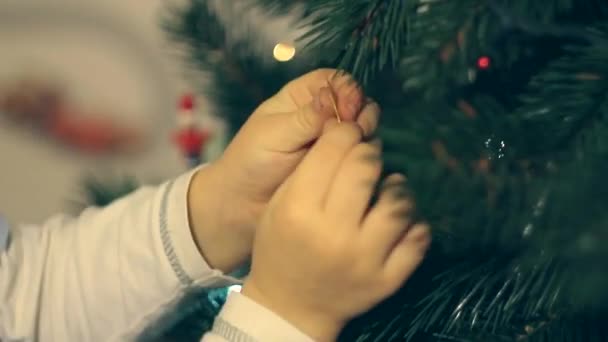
[163,0,303,135]
[375,22,608,342]
[78,175,139,208]
[510,33,608,155]
[161,0,608,341]
[299,0,411,84]
[251,0,309,17]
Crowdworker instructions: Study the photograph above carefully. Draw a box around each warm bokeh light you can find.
[273,42,296,62]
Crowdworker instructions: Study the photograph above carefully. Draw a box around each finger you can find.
[363,199,416,261]
[382,223,431,291]
[321,117,340,134]
[328,69,352,88]
[361,174,415,258]
[330,73,363,122]
[256,87,338,152]
[356,99,380,138]
[375,173,409,207]
[325,140,383,224]
[279,68,343,109]
[274,68,363,123]
[289,123,363,208]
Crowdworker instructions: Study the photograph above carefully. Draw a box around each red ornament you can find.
[0,79,141,154]
[173,128,210,157]
[477,56,491,70]
[179,94,195,111]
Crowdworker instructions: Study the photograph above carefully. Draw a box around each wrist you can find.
[187,164,252,274]
[242,280,344,342]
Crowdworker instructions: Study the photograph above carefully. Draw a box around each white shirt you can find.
[0,169,315,342]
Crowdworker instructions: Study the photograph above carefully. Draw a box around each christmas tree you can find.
[138,0,608,340]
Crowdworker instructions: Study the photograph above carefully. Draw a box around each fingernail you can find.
[381,173,406,190]
[393,173,407,182]
[416,224,432,243]
[368,99,380,111]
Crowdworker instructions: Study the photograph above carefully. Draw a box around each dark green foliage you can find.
[161,0,608,341]
[163,0,311,137]
[80,175,139,207]
[137,288,228,342]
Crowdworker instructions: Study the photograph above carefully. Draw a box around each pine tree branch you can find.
[163,1,608,341]
[512,26,608,155]
[78,175,139,208]
[249,0,310,17]
[296,0,412,84]
[488,0,608,33]
[365,21,608,342]
[523,140,608,310]
[138,288,228,342]
[163,0,302,134]
[521,312,608,342]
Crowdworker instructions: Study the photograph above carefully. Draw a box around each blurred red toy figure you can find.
[0,78,142,155]
[172,94,211,168]
[49,106,142,154]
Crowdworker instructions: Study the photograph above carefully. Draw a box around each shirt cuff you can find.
[212,292,315,342]
[161,167,242,287]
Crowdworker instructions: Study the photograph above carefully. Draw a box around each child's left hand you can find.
[188,69,380,273]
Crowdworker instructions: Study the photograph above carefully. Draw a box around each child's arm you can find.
[0,169,240,341]
[0,69,380,341]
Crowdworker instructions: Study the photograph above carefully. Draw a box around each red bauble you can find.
[173,128,210,156]
[477,56,491,70]
[179,94,195,111]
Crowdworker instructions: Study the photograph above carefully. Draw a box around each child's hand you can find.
[189,69,380,273]
[242,123,431,341]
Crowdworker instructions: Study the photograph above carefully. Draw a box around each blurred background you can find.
[3,1,607,341]
[0,0,225,224]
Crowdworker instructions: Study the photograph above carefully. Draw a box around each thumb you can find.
[261,87,336,152]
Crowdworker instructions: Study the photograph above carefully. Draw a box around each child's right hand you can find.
[242,122,431,341]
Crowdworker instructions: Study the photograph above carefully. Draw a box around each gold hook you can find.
[326,80,341,123]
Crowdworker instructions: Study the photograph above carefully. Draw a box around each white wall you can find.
[0,0,202,224]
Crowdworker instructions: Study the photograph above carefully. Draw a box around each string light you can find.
[477,56,491,70]
[273,42,296,62]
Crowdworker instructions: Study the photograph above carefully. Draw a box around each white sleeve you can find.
[0,169,241,342]
[201,292,316,342]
